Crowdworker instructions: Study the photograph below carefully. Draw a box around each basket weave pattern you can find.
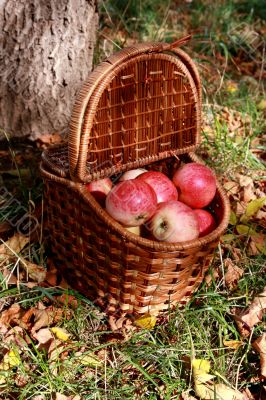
[41,38,230,315]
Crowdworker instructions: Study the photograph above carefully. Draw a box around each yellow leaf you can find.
[50,327,70,342]
[0,372,7,384]
[134,314,157,330]
[241,197,266,222]
[226,81,238,93]
[236,224,258,236]
[192,359,245,399]
[1,350,20,370]
[221,234,235,243]
[257,99,266,111]
[192,359,211,374]
[223,339,243,350]
[229,211,237,225]
[79,354,102,367]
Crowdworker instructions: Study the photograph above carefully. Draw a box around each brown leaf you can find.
[237,174,254,188]
[19,257,46,283]
[54,294,78,309]
[249,234,266,256]
[243,184,257,204]
[224,258,244,290]
[48,339,69,376]
[20,307,36,329]
[55,394,81,400]
[31,306,64,333]
[37,132,63,145]
[0,233,29,256]
[0,221,13,238]
[14,372,29,388]
[4,326,29,348]
[2,267,18,285]
[32,328,53,345]
[181,392,198,400]
[223,339,243,350]
[234,287,266,337]
[223,181,240,196]
[235,201,246,217]
[229,247,242,263]
[252,333,266,378]
[0,304,23,334]
[240,388,256,400]
[44,270,58,286]
[205,268,220,287]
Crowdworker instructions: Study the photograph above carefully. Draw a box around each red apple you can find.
[86,178,112,203]
[193,209,216,237]
[137,171,178,204]
[173,163,216,208]
[106,180,157,226]
[119,168,147,181]
[148,200,199,243]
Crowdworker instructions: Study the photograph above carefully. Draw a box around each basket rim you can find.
[40,152,230,252]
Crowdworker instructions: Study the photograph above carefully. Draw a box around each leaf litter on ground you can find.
[233,287,266,337]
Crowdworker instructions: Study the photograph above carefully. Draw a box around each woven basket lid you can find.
[68,36,201,183]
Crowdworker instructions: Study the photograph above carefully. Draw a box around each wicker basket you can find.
[41,36,230,316]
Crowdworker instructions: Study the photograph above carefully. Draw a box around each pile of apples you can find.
[86,162,218,243]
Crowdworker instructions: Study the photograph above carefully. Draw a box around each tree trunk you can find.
[0,0,98,139]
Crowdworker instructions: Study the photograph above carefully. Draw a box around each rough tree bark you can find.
[0,0,98,139]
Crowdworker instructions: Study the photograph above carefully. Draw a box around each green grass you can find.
[1,276,264,399]
[0,1,265,399]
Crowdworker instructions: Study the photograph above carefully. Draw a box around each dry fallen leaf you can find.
[241,388,256,400]
[134,314,157,330]
[48,339,68,375]
[182,392,198,400]
[243,184,257,204]
[225,81,239,93]
[241,197,266,222]
[204,268,220,287]
[0,303,23,334]
[224,258,244,290]
[77,353,102,368]
[2,267,18,285]
[50,327,70,342]
[0,349,21,370]
[234,287,266,337]
[4,326,29,348]
[237,175,254,188]
[192,359,244,399]
[223,181,240,196]
[32,328,53,345]
[257,99,266,111]
[0,233,29,256]
[36,132,63,147]
[55,394,81,400]
[19,257,46,283]
[31,306,64,333]
[223,339,243,350]
[54,294,78,309]
[248,233,266,256]
[0,221,13,238]
[252,333,266,378]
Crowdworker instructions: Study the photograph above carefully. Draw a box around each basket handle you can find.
[149,35,192,52]
[69,36,200,182]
